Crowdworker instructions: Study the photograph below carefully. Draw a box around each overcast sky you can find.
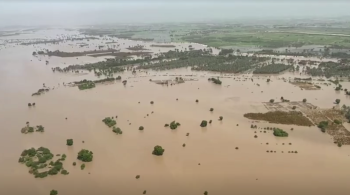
[0,0,349,27]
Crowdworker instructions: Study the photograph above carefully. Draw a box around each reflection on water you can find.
[1,30,350,195]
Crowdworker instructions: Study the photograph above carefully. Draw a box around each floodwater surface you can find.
[1,30,350,195]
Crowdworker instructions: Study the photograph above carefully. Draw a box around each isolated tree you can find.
[200,120,208,127]
[152,145,165,156]
[335,99,341,104]
[77,149,93,162]
[66,139,73,146]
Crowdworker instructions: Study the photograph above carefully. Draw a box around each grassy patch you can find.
[244,111,313,126]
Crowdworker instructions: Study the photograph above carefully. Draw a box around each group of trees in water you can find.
[306,61,350,78]
[18,147,70,178]
[253,64,292,74]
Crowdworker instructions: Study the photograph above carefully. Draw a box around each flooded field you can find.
[1,29,350,195]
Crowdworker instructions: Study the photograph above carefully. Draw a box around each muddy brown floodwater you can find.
[1,30,350,195]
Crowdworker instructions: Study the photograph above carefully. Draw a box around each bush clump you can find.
[50,190,58,195]
[139,126,144,130]
[112,127,122,134]
[102,117,116,127]
[318,121,328,133]
[200,120,208,127]
[66,139,73,146]
[152,145,165,156]
[77,149,93,162]
[273,128,288,137]
[169,121,181,130]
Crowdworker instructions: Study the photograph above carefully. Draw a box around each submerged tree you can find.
[152,145,165,156]
[200,120,208,127]
[77,149,93,162]
[66,139,73,146]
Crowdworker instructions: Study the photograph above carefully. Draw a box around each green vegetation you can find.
[338,142,342,147]
[112,127,123,134]
[210,108,214,112]
[318,121,329,133]
[336,99,341,104]
[169,121,181,130]
[200,120,208,127]
[208,78,222,85]
[73,162,76,166]
[81,163,85,170]
[143,190,147,194]
[61,169,69,175]
[303,99,307,103]
[219,116,223,121]
[152,145,165,156]
[50,190,58,195]
[136,175,140,179]
[307,61,350,78]
[164,124,169,127]
[244,111,313,126]
[18,147,69,178]
[139,126,144,130]
[102,117,117,127]
[78,81,95,90]
[253,64,291,74]
[269,99,274,103]
[196,99,199,103]
[273,128,289,137]
[204,191,208,195]
[334,119,342,124]
[21,125,45,134]
[150,101,154,104]
[66,139,73,146]
[77,149,93,162]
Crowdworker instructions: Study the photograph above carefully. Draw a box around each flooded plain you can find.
[1,30,350,195]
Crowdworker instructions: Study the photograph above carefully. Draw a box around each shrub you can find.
[303,98,307,103]
[200,120,207,127]
[318,121,328,132]
[292,106,296,110]
[269,99,274,103]
[196,99,199,103]
[28,103,32,107]
[102,117,116,127]
[50,190,58,195]
[61,170,69,175]
[136,175,140,179]
[334,119,342,124]
[34,125,45,132]
[209,78,222,85]
[182,143,186,147]
[254,135,258,138]
[81,164,85,170]
[219,116,223,121]
[66,139,73,146]
[204,191,208,195]
[335,99,341,104]
[164,124,169,127]
[235,147,239,150]
[209,120,212,124]
[139,126,144,130]
[152,145,164,156]
[143,190,147,194]
[170,121,180,130]
[73,162,76,166]
[273,128,288,137]
[267,79,270,82]
[338,142,342,147]
[150,101,154,104]
[77,149,93,162]
[210,108,214,112]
